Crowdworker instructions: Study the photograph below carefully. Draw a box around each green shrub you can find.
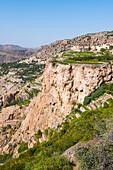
[0,153,13,163]
[75,128,113,170]
[33,156,73,170]
[100,48,106,52]
[83,86,105,105]
[7,124,11,130]
[103,102,109,108]
[83,96,91,106]
[44,129,48,136]
[103,83,113,95]
[78,103,82,109]
[18,142,28,153]
[35,130,42,139]
[91,86,105,100]
[52,62,56,67]
[22,100,30,105]
[72,101,76,106]
[49,129,54,138]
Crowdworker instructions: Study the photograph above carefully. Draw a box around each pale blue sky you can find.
[0,0,113,48]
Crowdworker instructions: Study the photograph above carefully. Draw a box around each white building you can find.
[96,45,101,51]
[91,45,96,51]
[102,44,110,50]
[71,45,81,52]
[96,44,110,51]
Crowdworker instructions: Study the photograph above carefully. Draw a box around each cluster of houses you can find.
[19,56,46,64]
[71,44,111,52]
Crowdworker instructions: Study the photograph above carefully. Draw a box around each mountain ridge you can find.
[0,44,23,50]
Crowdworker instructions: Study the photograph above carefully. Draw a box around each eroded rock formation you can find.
[0,62,113,155]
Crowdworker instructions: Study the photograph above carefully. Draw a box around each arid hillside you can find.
[36,30,113,59]
[0,48,38,63]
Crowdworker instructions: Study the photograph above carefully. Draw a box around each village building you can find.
[91,45,97,51]
[96,44,110,51]
[71,45,90,52]
[71,45,81,52]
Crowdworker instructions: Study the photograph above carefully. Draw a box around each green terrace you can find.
[0,60,45,83]
[51,51,113,65]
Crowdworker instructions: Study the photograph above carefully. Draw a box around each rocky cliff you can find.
[0,62,113,155]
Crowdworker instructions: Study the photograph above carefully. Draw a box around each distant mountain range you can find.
[0,44,23,50]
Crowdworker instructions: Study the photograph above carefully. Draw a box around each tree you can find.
[100,48,106,52]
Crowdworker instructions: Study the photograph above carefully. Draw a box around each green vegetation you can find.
[110,45,113,50]
[4,88,40,109]
[25,88,40,98]
[4,98,30,109]
[52,62,56,66]
[4,98,20,108]
[34,130,42,140]
[0,153,13,163]
[0,51,113,169]
[31,156,73,169]
[33,82,42,86]
[6,124,11,130]
[83,83,113,105]
[1,98,113,169]
[103,83,113,96]
[83,86,105,105]
[0,61,45,83]
[100,48,106,52]
[75,129,113,169]
[63,52,112,63]
[18,142,28,153]
[51,51,113,65]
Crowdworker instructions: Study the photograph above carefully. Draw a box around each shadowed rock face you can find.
[0,91,19,109]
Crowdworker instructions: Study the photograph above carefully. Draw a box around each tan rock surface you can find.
[0,62,113,155]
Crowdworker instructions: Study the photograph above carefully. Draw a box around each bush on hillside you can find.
[75,128,113,170]
[0,153,13,163]
[83,86,105,105]
[32,156,73,170]
[83,97,91,106]
[35,130,42,139]
[18,142,28,153]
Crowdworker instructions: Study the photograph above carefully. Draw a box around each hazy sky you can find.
[0,0,113,48]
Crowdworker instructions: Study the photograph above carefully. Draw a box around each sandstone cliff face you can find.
[20,63,113,132]
[43,63,112,103]
[0,62,113,154]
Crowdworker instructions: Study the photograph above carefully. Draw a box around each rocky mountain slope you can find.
[0,61,112,155]
[0,31,113,169]
[36,31,113,59]
[1,31,113,63]
[0,48,38,63]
